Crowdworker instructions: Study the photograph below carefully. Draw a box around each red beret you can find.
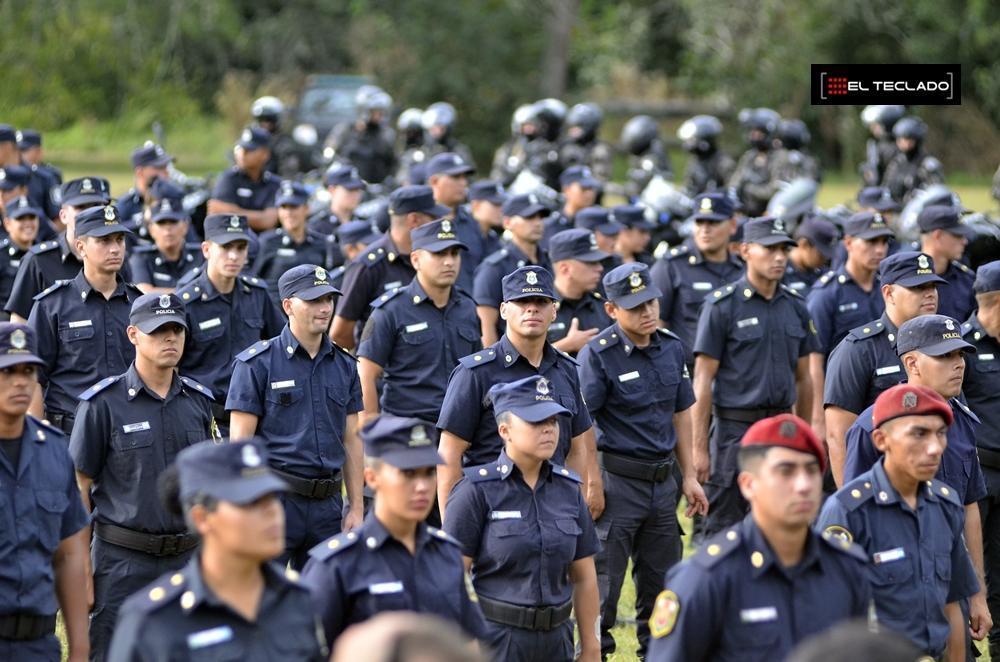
[872,383,953,428]
[740,414,827,472]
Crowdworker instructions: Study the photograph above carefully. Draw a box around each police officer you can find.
[227,264,364,569]
[771,118,821,183]
[882,116,944,204]
[0,323,89,662]
[176,214,283,429]
[817,384,979,659]
[358,219,481,427]
[128,196,203,293]
[521,98,567,191]
[0,165,32,215]
[107,439,327,662]
[0,197,42,309]
[576,206,623,265]
[70,292,217,659]
[472,194,552,345]
[807,211,892,357]
[620,115,673,198]
[16,129,62,220]
[329,221,379,289]
[5,176,112,322]
[823,251,945,485]
[301,414,487,645]
[425,152,484,291]
[253,181,333,307]
[859,105,905,187]
[208,127,281,232]
[917,205,976,322]
[310,165,366,237]
[650,192,743,366]
[330,185,448,350]
[729,108,781,216]
[444,376,601,662]
[395,106,427,184]
[691,216,819,537]
[490,104,536,186]
[117,141,173,234]
[326,87,397,185]
[677,114,735,197]
[467,179,506,259]
[612,204,655,265]
[421,102,475,168]
[27,205,141,432]
[784,214,838,294]
[560,102,613,182]
[541,166,600,249]
[647,414,870,662]
[437,266,600,519]
[577,263,709,659]
[546,229,610,354]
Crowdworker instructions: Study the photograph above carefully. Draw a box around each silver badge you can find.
[241,129,253,144]
[902,392,918,409]
[17,197,28,209]
[773,218,785,233]
[873,212,884,226]
[0,170,6,181]
[230,215,240,228]
[589,233,598,249]
[10,329,26,350]
[528,194,538,206]
[241,444,262,468]
[629,272,643,288]
[104,206,116,221]
[161,199,172,212]
[525,270,538,285]
[315,266,327,281]
[158,294,171,308]
[82,178,93,192]
[409,425,430,447]
[441,220,452,233]
[945,319,955,331]
[700,197,713,212]
[536,377,550,396]
[917,255,930,270]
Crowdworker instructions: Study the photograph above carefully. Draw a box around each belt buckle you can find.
[13,613,30,640]
[160,534,183,556]
[534,605,553,630]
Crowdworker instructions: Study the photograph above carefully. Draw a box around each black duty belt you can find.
[271,468,343,499]
[95,522,198,557]
[478,596,573,631]
[713,406,790,424]
[0,613,56,641]
[599,450,675,483]
[978,447,1000,471]
[47,412,75,435]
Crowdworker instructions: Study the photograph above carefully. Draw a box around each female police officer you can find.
[444,375,601,661]
[106,438,327,661]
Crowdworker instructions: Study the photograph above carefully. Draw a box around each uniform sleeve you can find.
[442,477,487,559]
[646,561,721,662]
[693,300,725,360]
[814,495,854,542]
[947,506,979,602]
[335,262,372,322]
[5,255,43,317]
[225,360,266,416]
[675,362,696,412]
[356,308,394,367]
[261,293,285,338]
[823,340,868,413]
[27,299,57,386]
[472,263,502,309]
[576,345,608,415]
[843,421,880,483]
[573,488,600,560]
[60,454,90,538]
[649,259,676,325]
[566,368,593,438]
[345,362,363,416]
[454,559,490,641]
[69,399,110,480]
[436,365,482,442]
[300,557,349,647]
[210,170,238,204]
[964,456,988,504]
[128,253,153,286]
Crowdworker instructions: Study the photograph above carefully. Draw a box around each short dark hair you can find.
[737,444,772,472]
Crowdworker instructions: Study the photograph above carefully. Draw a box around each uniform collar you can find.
[72,269,128,301]
[735,276,785,302]
[612,322,658,357]
[869,457,939,507]
[496,334,558,371]
[495,449,551,483]
[58,233,82,263]
[504,241,546,268]
[195,271,249,302]
[278,324,332,361]
[741,515,823,580]
[683,242,740,268]
[879,313,900,345]
[964,314,993,344]
[178,554,286,615]
[405,277,432,306]
[382,235,409,266]
[2,416,50,479]
[361,513,432,552]
[123,363,183,402]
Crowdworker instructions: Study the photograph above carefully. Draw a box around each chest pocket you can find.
[34,489,68,551]
[59,323,95,342]
[974,358,1000,374]
[355,578,410,617]
[725,619,782,655]
[871,363,904,393]
[400,327,434,345]
[237,316,265,344]
[266,387,304,408]
[782,324,807,364]
[183,638,247,662]
[541,517,582,562]
[486,520,534,565]
[456,326,481,353]
[870,558,914,586]
[731,320,764,344]
[109,429,156,479]
[192,320,226,342]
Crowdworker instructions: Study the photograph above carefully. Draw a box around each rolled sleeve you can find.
[225,360,266,416]
[436,366,482,441]
[442,477,486,559]
[357,309,394,367]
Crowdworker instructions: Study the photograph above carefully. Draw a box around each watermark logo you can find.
[812,64,960,105]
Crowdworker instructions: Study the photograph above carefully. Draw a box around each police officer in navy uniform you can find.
[612,204,655,266]
[444,377,601,662]
[823,251,945,485]
[15,129,61,221]
[329,221,379,291]
[108,439,327,662]
[546,228,610,354]
[650,192,743,366]
[817,384,979,659]
[310,165,366,237]
[576,206,624,275]
[5,176,112,322]
[176,214,283,431]
[917,205,976,323]
[647,415,871,662]
[0,197,43,310]
[691,216,819,537]
[783,214,837,295]
[27,204,142,433]
[437,266,602,522]
[467,179,506,260]
[0,323,90,662]
[541,166,600,249]
[358,219,481,427]
[208,127,282,233]
[253,181,333,307]
[70,293,218,660]
[577,263,709,659]
[301,414,487,646]
[807,211,892,358]
[472,194,552,345]
[227,264,364,569]
[330,185,448,350]
[116,141,174,235]
[425,152,484,292]
[128,196,203,293]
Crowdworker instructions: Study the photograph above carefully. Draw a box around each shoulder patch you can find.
[656,328,682,342]
[30,241,59,255]
[779,283,804,298]
[426,526,461,546]
[235,339,272,362]
[929,478,963,507]
[649,589,681,639]
[240,274,266,289]
[704,284,735,304]
[690,527,742,568]
[463,463,502,482]
[179,376,215,401]
[846,319,887,341]
[952,260,974,275]
[309,531,361,562]
[819,529,869,563]
[833,476,875,512]
[483,248,509,265]
[550,463,582,483]
[369,287,404,309]
[78,375,125,401]
[33,279,71,301]
[133,578,187,614]
[458,348,498,369]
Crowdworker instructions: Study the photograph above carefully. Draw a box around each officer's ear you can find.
[74,236,87,258]
[738,242,752,262]
[900,351,920,378]
[604,301,618,320]
[736,469,755,502]
[281,297,294,318]
[871,426,890,453]
[201,241,211,260]
[126,325,141,347]
[498,302,508,321]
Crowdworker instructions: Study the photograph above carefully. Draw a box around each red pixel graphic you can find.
[825,76,849,96]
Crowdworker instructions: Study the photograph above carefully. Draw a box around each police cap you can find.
[278,264,341,301]
[178,439,289,505]
[62,176,111,207]
[549,228,609,263]
[489,375,570,423]
[426,152,475,178]
[742,216,795,247]
[324,165,366,190]
[603,262,662,309]
[501,193,550,219]
[337,221,379,246]
[559,165,599,190]
[610,204,655,231]
[878,251,947,288]
[502,265,559,302]
[0,323,44,369]
[576,206,622,236]
[691,192,734,222]
[974,260,1000,294]
[361,414,444,469]
[468,180,506,205]
[130,141,173,168]
[917,205,975,238]
[0,165,30,191]
[275,180,309,207]
[130,292,187,333]
[75,204,133,238]
[388,185,450,218]
[6,196,45,221]
[896,314,975,357]
[203,214,251,245]
[411,218,468,253]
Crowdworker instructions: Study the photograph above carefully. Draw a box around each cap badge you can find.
[945,319,955,331]
[14,131,21,143]
[315,266,327,281]
[350,168,360,179]
[528,194,538,206]
[441,220,452,233]
[154,145,164,157]
[10,329,27,350]
[241,444,262,468]
[82,178,93,192]
[104,206,116,221]
[700,197,713,212]
[873,212,884,227]
[409,425,430,447]
[779,420,797,438]
[241,129,252,143]
[589,233,598,249]
[17,197,27,209]
[536,377,550,396]
[773,218,785,233]
[525,270,538,285]
[917,255,930,270]
[902,392,918,410]
[158,294,171,308]
[582,167,593,178]
[0,170,6,181]
[161,199,172,212]
[628,272,643,288]
[230,215,240,228]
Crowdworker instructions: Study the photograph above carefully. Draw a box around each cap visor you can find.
[596,222,623,236]
[64,193,110,207]
[290,283,341,301]
[0,354,45,369]
[629,220,657,231]
[212,473,290,505]
[577,177,601,189]
[149,155,174,167]
[81,225,134,238]
[415,239,469,253]
[520,204,551,218]
[10,209,44,220]
[443,165,475,176]
[343,181,366,190]
[152,212,189,223]
[894,273,948,288]
[946,225,976,239]
[238,141,266,150]
[209,232,252,245]
[0,183,17,192]
[908,337,976,357]
[749,234,796,247]
[276,196,308,207]
[134,314,188,334]
[426,204,452,218]
[610,285,663,310]
[872,200,901,212]
[379,447,445,470]
[854,228,895,240]
[512,400,570,423]
[574,249,611,262]
[691,212,731,222]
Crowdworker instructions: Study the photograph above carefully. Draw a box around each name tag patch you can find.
[979,354,995,361]
[277,248,296,257]
[198,318,222,331]
[740,606,778,623]
[67,319,93,329]
[405,322,429,333]
[368,581,404,595]
[875,365,901,376]
[187,625,233,650]
[789,281,806,290]
[618,371,640,383]
[122,421,151,433]
[489,510,522,520]
[736,317,759,329]
[384,281,402,291]
[692,282,712,291]
[873,547,906,564]
[838,302,859,312]
[236,187,252,197]
[153,272,172,282]
[270,380,296,389]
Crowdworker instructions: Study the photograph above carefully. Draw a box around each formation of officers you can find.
[0,99,998,662]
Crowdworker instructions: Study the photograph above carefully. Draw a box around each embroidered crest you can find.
[902,392,918,409]
[649,590,680,638]
[104,206,116,221]
[241,444,262,468]
[441,220,452,233]
[525,271,538,286]
[230,216,240,228]
[409,425,430,447]
[917,255,930,270]
[10,329,26,350]
[629,272,643,288]
[158,294,171,308]
[700,196,713,212]
[536,377,550,396]
[945,319,955,331]
[779,420,797,438]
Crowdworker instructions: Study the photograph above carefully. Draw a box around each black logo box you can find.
[811,64,961,105]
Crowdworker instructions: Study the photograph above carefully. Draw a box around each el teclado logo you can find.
[812,64,960,105]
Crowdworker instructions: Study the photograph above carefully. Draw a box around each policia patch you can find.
[649,589,680,638]
[823,525,853,543]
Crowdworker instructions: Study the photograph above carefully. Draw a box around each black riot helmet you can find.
[533,98,567,142]
[777,119,810,150]
[677,115,723,154]
[397,108,424,146]
[621,115,659,156]
[860,105,906,132]
[892,116,927,141]
[566,102,603,143]
[738,107,780,149]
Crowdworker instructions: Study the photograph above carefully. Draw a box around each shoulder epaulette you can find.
[952,260,974,275]
[657,328,682,342]
[833,475,875,512]
[667,244,690,259]
[690,526,742,568]
[550,463,582,483]
[464,463,502,482]
[370,287,404,309]
[331,342,358,362]
[818,529,869,563]
[483,248,509,265]
[29,241,59,255]
[239,274,266,289]
[554,347,579,366]
[779,283,804,298]
[590,290,603,301]
[846,319,887,341]
[704,284,735,304]
[79,375,124,401]
[235,339,272,362]
[426,526,461,546]
[928,477,963,507]
[330,265,347,279]
[179,376,214,401]
[961,321,975,338]
[33,279,71,301]
[361,246,389,268]
[28,415,65,440]
[308,530,361,562]
[458,348,498,368]
[814,270,836,288]
[592,327,621,353]
[132,572,188,614]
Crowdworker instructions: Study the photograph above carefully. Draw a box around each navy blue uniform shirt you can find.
[444,451,600,606]
[806,268,885,356]
[437,335,592,466]
[451,205,486,292]
[226,325,362,477]
[210,166,281,212]
[28,272,141,416]
[472,243,552,312]
[69,366,216,533]
[0,417,89,616]
[128,243,204,290]
[817,459,979,656]
[961,315,1000,453]
[823,314,905,415]
[647,515,870,662]
[336,234,416,326]
[782,260,823,295]
[549,290,610,349]
[177,271,284,400]
[252,228,334,307]
[578,324,695,460]
[693,278,818,409]
[0,239,28,306]
[301,515,487,645]
[5,234,88,319]
[358,277,481,422]
[935,260,975,324]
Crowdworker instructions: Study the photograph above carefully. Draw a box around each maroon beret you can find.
[872,383,953,429]
[740,414,826,473]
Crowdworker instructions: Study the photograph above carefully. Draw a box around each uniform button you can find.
[850,489,861,498]
[599,339,607,345]
[347,532,358,541]
[725,530,737,541]
[750,551,764,568]
[412,296,420,304]
[286,346,294,354]
[366,537,377,549]
[864,482,871,489]
[170,573,183,586]
[180,591,195,609]
[148,587,166,601]
[505,355,512,362]
[878,491,888,501]
[328,539,340,549]
[478,468,488,476]
[706,544,721,556]
[128,388,136,397]
[888,334,895,342]
[500,464,509,474]
[106,331,113,337]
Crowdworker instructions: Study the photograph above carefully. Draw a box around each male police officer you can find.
[70,293,217,660]
[818,384,979,659]
[784,214,838,295]
[542,165,600,248]
[0,323,90,662]
[228,264,364,569]
[578,263,709,659]
[0,197,42,308]
[310,165,366,236]
[117,141,173,233]
[648,415,870,662]
[467,179,505,258]
[917,205,976,323]
[612,205,655,266]
[358,219,481,426]
[128,195,203,293]
[650,192,743,366]
[208,127,281,232]
[691,216,819,537]
[425,152,484,291]
[547,229,610,354]
[437,266,601,519]
[27,205,141,433]
[176,214,283,431]
[824,251,945,485]
[882,116,944,204]
[331,185,448,350]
